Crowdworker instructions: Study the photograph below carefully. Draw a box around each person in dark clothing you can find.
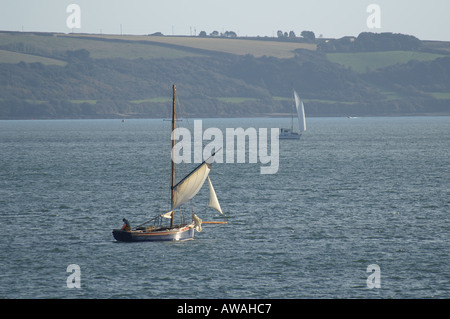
[121,218,131,231]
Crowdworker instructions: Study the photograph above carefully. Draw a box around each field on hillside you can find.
[327,50,445,73]
[59,34,316,58]
[0,49,66,65]
[0,33,205,60]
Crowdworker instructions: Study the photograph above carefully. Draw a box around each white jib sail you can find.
[171,155,215,210]
[294,91,306,132]
[207,176,223,214]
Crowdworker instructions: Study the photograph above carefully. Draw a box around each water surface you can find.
[0,117,449,298]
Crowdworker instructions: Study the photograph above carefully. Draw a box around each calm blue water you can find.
[0,117,449,298]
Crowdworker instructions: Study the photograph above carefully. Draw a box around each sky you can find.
[1,0,449,41]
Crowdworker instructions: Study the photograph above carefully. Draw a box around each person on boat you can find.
[121,218,131,231]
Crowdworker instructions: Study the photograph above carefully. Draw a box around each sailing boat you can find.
[279,90,306,139]
[112,85,223,242]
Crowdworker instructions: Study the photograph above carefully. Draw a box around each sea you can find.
[0,116,449,299]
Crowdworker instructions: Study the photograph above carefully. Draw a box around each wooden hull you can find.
[112,225,194,242]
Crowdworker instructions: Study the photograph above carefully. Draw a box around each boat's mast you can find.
[170,84,176,228]
[291,89,294,132]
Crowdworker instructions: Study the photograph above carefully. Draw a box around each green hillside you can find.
[0,49,66,66]
[61,34,317,58]
[327,51,445,73]
[0,33,206,60]
[0,31,449,119]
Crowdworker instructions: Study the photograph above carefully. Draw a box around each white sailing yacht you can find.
[279,90,306,139]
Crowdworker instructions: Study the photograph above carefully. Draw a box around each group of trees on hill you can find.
[198,30,237,38]
[364,56,450,91]
[318,32,422,52]
[276,30,316,42]
[196,29,316,42]
[194,30,419,52]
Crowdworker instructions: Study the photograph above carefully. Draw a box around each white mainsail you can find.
[294,91,306,132]
[207,176,223,214]
[171,154,216,210]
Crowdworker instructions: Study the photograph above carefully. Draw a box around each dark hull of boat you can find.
[279,133,301,139]
[112,225,194,242]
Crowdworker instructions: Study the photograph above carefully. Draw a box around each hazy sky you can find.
[1,0,449,41]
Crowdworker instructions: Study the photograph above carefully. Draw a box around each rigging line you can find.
[172,92,190,188]
[164,115,173,213]
[176,92,190,127]
[171,87,192,223]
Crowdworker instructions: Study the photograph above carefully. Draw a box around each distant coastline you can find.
[1,31,449,119]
